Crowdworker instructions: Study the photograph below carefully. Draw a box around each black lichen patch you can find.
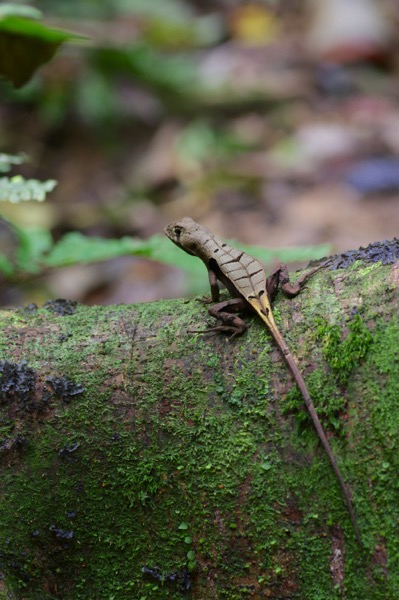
[49,525,74,541]
[58,333,72,343]
[321,238,399,270]
[19,303,38,315]
[44,376,85,403]
[0,435,28,454]
[142,566,191,593]
[58,442,80,460]
[0,547,30,584]
[43,298,78,316]
[0,360,36,408]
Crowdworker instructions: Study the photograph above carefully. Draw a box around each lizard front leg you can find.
[208,267,220,302]
[189,298,248,339]
[192,266,248,338]
[196,267,221,305]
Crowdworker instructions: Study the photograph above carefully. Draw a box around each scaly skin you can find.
[165,217,362,545]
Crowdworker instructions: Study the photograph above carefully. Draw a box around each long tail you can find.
[252,303,362,545]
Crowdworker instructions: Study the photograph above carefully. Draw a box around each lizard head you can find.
[164,217,205,256]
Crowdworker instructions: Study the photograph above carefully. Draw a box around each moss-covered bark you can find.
[0,259,398,599]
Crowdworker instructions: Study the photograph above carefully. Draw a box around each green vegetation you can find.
[0,2,331,297]
[0,3,397,598]
[0,261,398,597]
[0,4,83,87]
[0,152,329,289]
[317,314,374,385]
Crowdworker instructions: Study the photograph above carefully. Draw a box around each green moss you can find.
[316,314,374,385]
[0,259,399,597]
[0,303,338,598]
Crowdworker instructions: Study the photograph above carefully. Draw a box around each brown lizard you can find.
[165,216,361,545]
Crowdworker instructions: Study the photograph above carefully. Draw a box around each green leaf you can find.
[44,233,145,267]
[0,11,85,87]
[0,5,43,20]
[178,522,188,530]
[0,152,27,173]
[0,176,57,202]
[96,45,198,101]
[261,461,272,471]
[44,232,202,272]
[142,234,201,269]
[0,252,14,276]
[15,227,53,273]
[187,550,195,560]
[5,225,331,284]
[75,70,116,124]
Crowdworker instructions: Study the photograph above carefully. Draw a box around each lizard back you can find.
[208,241,267,302]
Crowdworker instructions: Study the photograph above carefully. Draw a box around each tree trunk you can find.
[0,256,398,599]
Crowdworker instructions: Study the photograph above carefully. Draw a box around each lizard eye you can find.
[173,226,182,238]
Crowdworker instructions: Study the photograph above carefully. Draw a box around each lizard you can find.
[164,216,362,546]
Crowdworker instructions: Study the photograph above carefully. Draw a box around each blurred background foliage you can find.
[1,0,399,306]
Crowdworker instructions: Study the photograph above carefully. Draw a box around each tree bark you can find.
[1,257,399,599]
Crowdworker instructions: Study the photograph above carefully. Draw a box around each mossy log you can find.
[0,255,399,599]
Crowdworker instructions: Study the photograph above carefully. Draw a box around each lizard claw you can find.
[195,296,213,305]
[188,324,244,339]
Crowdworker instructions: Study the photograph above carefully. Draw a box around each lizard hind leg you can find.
[267,262,325,299]
[189,297,248,340]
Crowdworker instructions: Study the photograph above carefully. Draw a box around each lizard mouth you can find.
[164,229,196,256]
